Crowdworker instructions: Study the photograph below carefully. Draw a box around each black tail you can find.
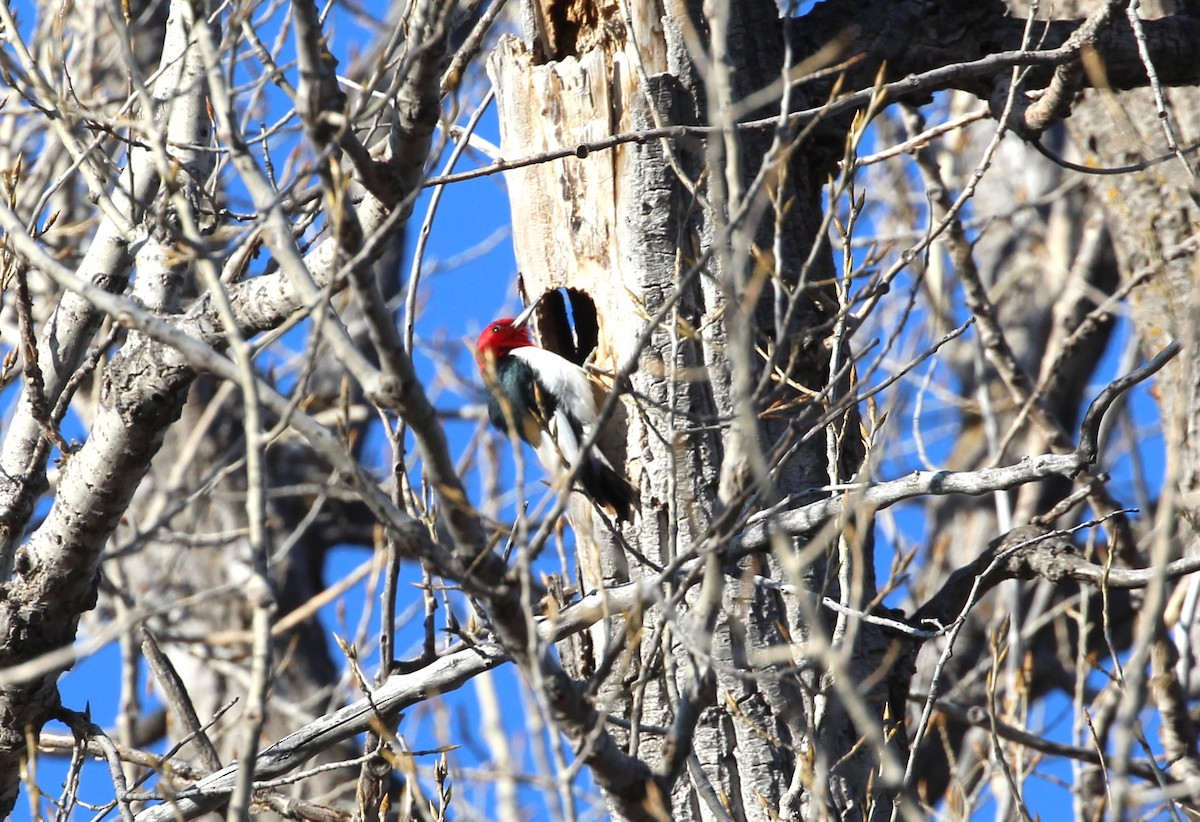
[580,456,638,523]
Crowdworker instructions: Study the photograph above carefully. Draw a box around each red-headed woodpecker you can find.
[475,301,637,522]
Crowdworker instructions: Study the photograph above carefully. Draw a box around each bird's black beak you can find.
[513,294,542,328]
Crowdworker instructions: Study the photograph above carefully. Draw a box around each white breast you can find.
[510,346,599,471]
[509,347,598,427]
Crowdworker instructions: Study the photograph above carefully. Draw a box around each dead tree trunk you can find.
[490,2,888,817]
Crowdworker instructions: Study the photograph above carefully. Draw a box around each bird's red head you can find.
[475,318,534,369]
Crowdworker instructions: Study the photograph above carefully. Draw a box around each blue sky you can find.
[10,59,535,819]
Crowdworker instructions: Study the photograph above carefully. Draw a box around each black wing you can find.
[487,355,566,443]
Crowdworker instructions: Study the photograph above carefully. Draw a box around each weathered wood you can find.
[488,2,868,818]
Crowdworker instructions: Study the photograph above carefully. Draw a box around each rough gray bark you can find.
[489,0,1200,819]
[490,1,881,818]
